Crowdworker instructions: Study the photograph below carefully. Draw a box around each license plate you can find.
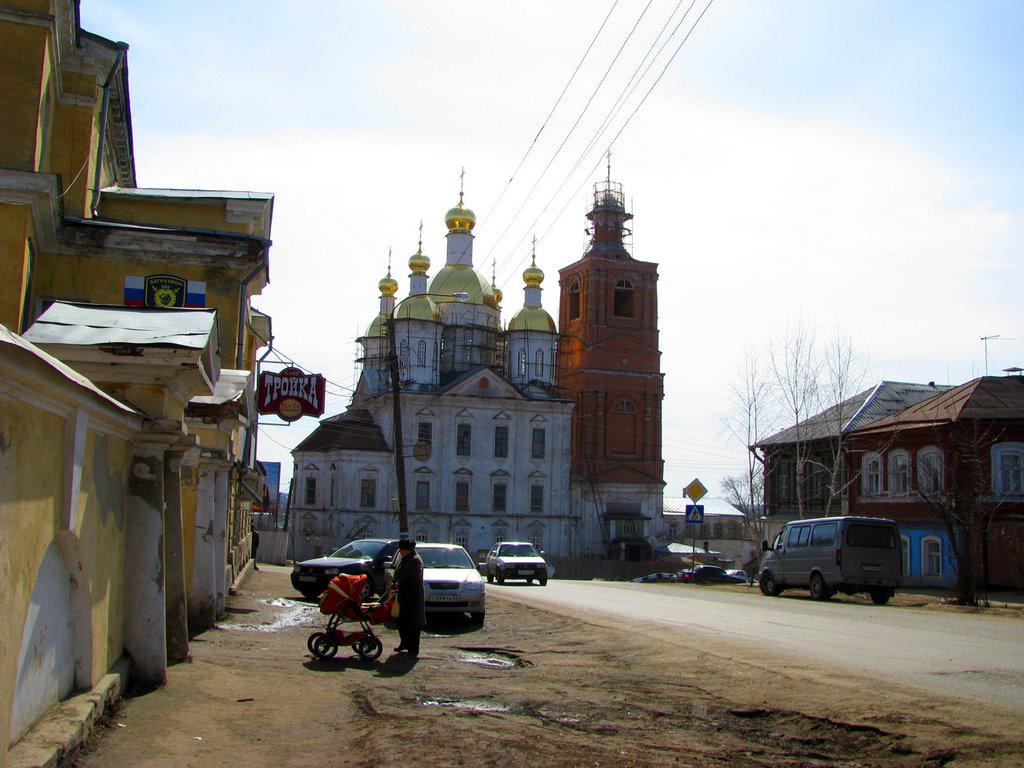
[298,575,317,582]
[517,569,534,576]
[862,564,882,573]
[428,594,462,602]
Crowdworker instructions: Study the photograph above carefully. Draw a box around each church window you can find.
[534,349,544,377]
[494,425,509,458]
[492,483,507,512]
[360,478,376,508]
[530,484,544,513]
[457,423,472,456]
[613,279,634,318]
[568,281,580,320]
[415,481,430,510]
[304,476,317,506]
[518,349,527,377]
[608,400,637,455]
[455,481,470,511]
[418,421,432,448]
[532,428,546,459]
[416,339,426,365]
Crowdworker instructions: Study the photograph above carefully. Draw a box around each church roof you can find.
[293,409,390,453]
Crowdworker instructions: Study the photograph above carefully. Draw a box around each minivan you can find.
[758,516,901,604]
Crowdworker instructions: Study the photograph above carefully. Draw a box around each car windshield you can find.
[419,547,475,569]
[328,540,384,559]
[499,543,540,557]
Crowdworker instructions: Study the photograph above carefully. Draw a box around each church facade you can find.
[291,174,663,559]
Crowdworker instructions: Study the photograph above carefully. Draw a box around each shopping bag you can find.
[391,595,401,618]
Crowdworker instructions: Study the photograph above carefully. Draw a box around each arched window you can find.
[613,279,634,317]
[416,339,426,366]
[888,449,910,496]
[517,349,527,376]
[862,452,882,496]
[534,349,544,377]
[568,281,580,320]
[992,442,1024,495]
[917,446,943,495]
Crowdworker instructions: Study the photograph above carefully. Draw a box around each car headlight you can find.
[463,581,485,592]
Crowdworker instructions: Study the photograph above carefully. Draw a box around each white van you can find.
[758,516,902,604]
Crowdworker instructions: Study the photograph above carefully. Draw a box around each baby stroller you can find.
[307,573,394,661]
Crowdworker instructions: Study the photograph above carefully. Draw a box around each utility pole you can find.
[388,314,409,539]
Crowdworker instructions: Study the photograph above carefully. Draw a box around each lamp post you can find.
[387,291,469,540]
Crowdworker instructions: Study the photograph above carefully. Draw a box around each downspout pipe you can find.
[90,45,127,217]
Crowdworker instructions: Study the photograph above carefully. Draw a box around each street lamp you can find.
[388,291,469,539]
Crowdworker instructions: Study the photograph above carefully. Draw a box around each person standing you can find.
[391,539,425,657]
[251,527,261,571]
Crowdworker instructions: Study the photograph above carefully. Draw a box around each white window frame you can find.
[922,536,943,577]
[861,452,882,497]
[888,449,910,496]
[917,446,943,495]
[992,442,1024,496]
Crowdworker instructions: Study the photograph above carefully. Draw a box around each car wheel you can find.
[538,576,547,586]
[469,611,485,624]
[759,572,781,597]
[526,577,533,584]
[869,589,892,605]
[354,635,383,661]
[300,589,321,601]
[809,573,831,601]
[486,571,494,583]
[496,571,505,584]
[310,633,339,660]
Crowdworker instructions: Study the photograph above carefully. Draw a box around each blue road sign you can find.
[685,504,704,523]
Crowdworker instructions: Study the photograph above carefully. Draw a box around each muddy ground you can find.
[73,566,1024,768]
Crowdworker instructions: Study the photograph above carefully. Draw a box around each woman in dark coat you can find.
[391,539,426,656]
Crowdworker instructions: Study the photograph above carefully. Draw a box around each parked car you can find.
[726,569,751,583]
[290,538,398,600]
[758,516,901,604]
[485,541,548,585]
[677,565,748,584]
[631,572,679,583]
[415,543,486,623]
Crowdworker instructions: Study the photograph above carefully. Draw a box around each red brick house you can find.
[847,376,1024,591]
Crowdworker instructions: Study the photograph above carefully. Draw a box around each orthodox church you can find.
[291,173,664,559]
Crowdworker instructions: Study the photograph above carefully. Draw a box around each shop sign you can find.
[258,367,326,421]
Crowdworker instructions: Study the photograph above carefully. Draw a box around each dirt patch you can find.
[72,568,1024,768]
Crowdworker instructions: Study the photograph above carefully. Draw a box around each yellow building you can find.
[0,1,274,759]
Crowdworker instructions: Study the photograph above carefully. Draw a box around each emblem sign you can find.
[258,367,326,422]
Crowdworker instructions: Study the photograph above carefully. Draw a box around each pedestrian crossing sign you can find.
[685,504,705,524]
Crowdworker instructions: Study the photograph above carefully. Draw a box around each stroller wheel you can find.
[354,634,383,661]
[307,631,325,655]
[311,633,339,660]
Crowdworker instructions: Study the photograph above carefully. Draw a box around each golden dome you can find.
[445,196,476,233]
[523,258,544,287]
[492,285,503,306]
[508,306,556,333]
[428,264,498,309]
[408,246,430,274]
[378,272,398,297]
[395,295,439,321]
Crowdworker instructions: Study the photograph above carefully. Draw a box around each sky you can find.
[82,0,1024,497]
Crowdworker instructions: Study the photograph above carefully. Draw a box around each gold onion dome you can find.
[508,306,556,333]
[492,285,503,306]
[523,259,544,287]
[378,271,398,297]
[408,246,430,274]
[445,195,476,233]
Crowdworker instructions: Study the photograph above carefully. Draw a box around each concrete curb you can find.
[6,658,130,768]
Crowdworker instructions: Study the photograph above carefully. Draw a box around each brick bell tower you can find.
[556,166,664,558]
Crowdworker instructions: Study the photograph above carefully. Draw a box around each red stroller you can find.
[307,573,394,661]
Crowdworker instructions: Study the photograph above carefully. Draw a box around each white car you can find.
[485,541,549,585]
[416,543,486,623]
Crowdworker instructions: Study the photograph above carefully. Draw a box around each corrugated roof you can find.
[293,409,390,453]
[23,302,218,350]
[757,381,951,447]
[663,497,745,517]
[851,376,1024,434]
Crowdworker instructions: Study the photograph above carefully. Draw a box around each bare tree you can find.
[767,317,822,517]
[720,347,776,540]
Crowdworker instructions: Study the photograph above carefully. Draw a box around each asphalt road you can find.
[493,580,1024,714]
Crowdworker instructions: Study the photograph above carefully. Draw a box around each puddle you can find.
[455,647,531,668]
[220,598,319,632]
[419,696,510,713]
